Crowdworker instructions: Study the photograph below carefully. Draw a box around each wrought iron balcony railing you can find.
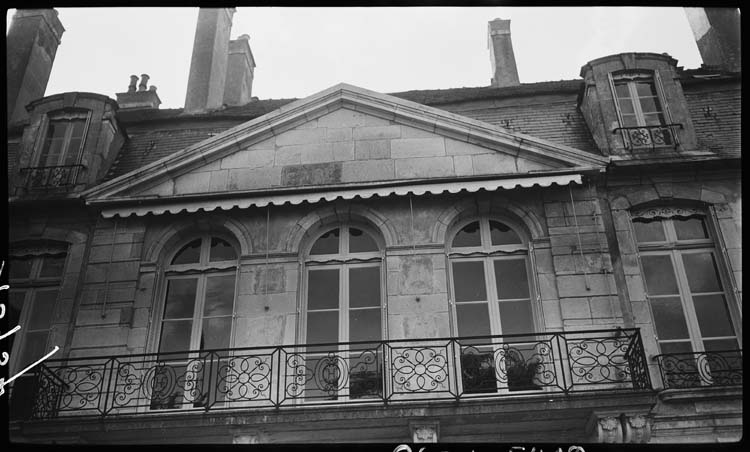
[613,124,683,150]
[25,328,650,420]
[19,164,85,189]
[655,350,743,390]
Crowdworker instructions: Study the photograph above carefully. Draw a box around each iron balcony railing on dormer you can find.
[19,164,85,189]
[25,328,651,420]
[654,350,743,390]
[613,123,684,151]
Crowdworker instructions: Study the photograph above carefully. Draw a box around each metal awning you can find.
[99,173,582,218]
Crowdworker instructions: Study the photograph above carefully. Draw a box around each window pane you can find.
[349,228,378,253]
[633,219,665,243]
[494,259,530,299]
[349,267,380,308]
[39,255,66,278]
[635,82,658,97]
[651,297,690,340]
[163,278,198,319]
[200,317,232,350]
[9,258,33,279]
[659,341,693,355]
[306,311,338,344]
[452,222,481,248]
[640,255,679,295]
[674,217,708,240]
[614,83,631,98]
[693,294,735,338]
[682,252,722,293]
[310,229,339,255]
[308,269,339,310]
[643,113,665,126]
[456,303,491,337]
[452,261,487,302]
[158,320,192,356]
[499,301,534,335]
[349,308,381,342]
[7,292,25,351]
[621,114,638,127]
[69,119,86,138]
[172,239,202,265]
[204,275,235,316]
[19,331,49,368]
[638,96,658,114]
[209,238,236,262]
[489,221,521,245]
[28,289,58,330]
[617,99,635,115]
[703,339,739,352]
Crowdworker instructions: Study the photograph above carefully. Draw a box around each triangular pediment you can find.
[85,83,607,203]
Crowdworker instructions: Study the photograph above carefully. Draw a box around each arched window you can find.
[447,217,539,393]
[300,224,384,401]
[632,207,741,387]
[8,243,68,419]
[152,235,239,409]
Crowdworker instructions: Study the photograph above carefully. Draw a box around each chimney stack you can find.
[488,18,520,88]
[684,8,741,73]
[116,74,161,110]
[223,34,256,106]
[6,9,65,124]
[184,8,236,113]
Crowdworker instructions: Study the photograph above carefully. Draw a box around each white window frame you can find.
[299,223,386,403]
[32,109,92,168]
[632,212,741,355]
[447,216,540,395]
[150,234,239,411]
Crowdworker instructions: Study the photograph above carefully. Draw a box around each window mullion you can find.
[628,82,646,126]
[190,275,207,351]
[484,258,501,336]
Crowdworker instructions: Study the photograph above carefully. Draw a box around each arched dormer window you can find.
[447,217,541,394]
[298,223,384,402]
[609,70,677,149]
[151,235,239,410]
[35,109,90,168]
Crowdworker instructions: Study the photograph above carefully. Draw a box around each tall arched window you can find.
[8,243,68,419]
[448,217,539,393]
[300,224,384,401]
[151,235,238,409]
[632,207,741,386]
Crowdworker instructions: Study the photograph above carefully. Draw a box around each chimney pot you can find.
[138,74,149,91]
[149,85,157,92]
[128,75,139,93]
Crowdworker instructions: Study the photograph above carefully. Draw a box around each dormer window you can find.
[23,109,90,188]
[609,71,680,150]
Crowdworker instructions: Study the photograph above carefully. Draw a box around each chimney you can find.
[184,8,236,113]
[116,74,161,110]
[6,9,65,124]
[684,8,741,73]
[488,18,520,88]
[223,34,256,106]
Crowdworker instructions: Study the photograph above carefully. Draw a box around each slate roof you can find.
[105,73,739,182]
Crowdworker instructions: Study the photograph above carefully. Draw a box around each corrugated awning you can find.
[100,173,582,218]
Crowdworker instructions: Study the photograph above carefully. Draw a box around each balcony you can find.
[18,164,85,189]
[613,124,683,151]
[25,328,650,420]
[655,350,743,390]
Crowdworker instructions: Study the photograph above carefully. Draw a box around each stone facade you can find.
[6,7,741,445]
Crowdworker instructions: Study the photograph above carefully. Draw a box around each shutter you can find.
[653,69,679,146]
[608,72,630,149]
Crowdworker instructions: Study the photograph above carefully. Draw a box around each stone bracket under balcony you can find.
[11,389,658,444]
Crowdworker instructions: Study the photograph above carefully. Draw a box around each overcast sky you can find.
[7,7,704,109]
